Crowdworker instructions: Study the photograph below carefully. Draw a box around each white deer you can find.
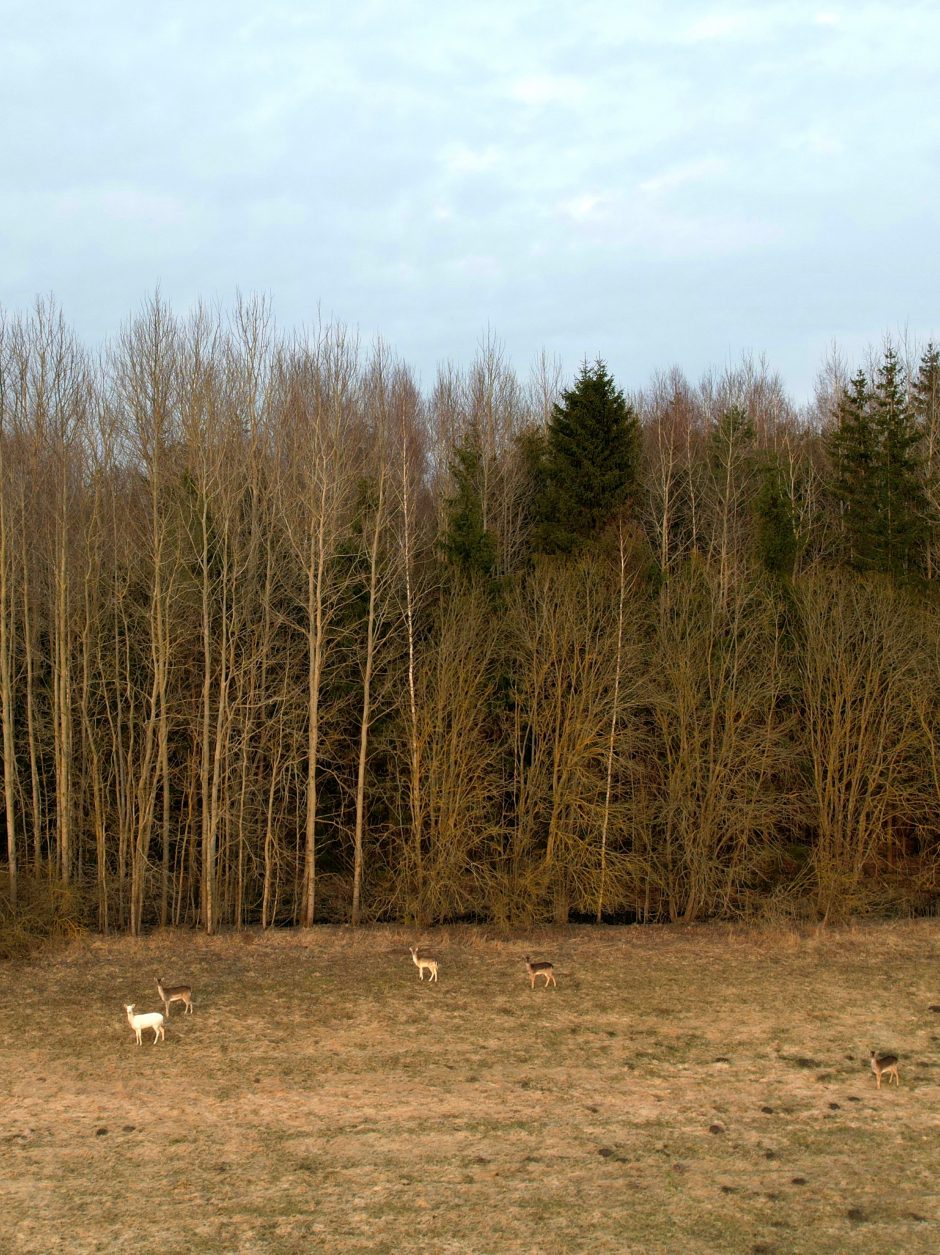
[124,1003,165,1045]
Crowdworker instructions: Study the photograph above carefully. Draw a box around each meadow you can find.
[2,921,938,1254]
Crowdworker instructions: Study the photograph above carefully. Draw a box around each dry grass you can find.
[2,920,939,1254]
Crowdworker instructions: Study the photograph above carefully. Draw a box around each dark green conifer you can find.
[911,342,940,435]
[911,342,940,575]
[827,369,879,570]
[754,458,798,578]
[873,346,929,577]
[534,359,640,554]
[439,435,497,580]
[827,349,931,578]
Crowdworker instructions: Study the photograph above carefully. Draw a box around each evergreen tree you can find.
[828,369,880,571]
[709,404,755,469]
[754,458,798,578]
[439,435,497,580]
[911,342,940,437]
[827,350,931,578]
[533,360,640,554]
[873,346,929,577]
[911,343,940,576]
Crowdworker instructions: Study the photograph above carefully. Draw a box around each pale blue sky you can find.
[2,1,937,400]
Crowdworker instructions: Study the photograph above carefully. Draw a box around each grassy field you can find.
[1,920,938,1254]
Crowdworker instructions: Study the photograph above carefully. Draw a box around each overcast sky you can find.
[2,1,937,402]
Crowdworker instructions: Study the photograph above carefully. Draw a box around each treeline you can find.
[0,296,938,933]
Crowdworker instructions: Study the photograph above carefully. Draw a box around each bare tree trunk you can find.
[114,296,180,935]
[20,544,43,868]
[262,674,289,930]
[272,328,359,927]
[198,494,218,938]
[597,526,631,922]
[0,409,17,908]
[398,404,427,912]
[78,460,115,931]
[302,491,328,927]
[52,517,73,881]
[352,470,385,926]
[198,433,218,934]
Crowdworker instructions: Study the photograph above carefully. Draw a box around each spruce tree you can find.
[439,435,497,580]
[911,343,940,575]
[911,342,940,438]
[827,349,931,578]
[754,458,798,578]
[872,346,929,577]
[534,359,640,554]
[827,369,879,570]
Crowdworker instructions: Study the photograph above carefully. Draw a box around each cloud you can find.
[53,183,191,230]
[679,6,800,44]
[438,144,503,176]
[245,196,307,229]
[448,254,502,282]
[559,194,606,222]
[639,157,727,196]
[682,11,756,42]
[785,126,843,157]
[553,184,784,260]
[240,81,319,135]
[508,73,585,107]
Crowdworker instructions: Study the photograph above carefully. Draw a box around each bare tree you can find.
[390,362,435,916]
[111,295,183,932]
[275,323,360,926]
[6,304,89,884]
[390,585,502,923]
[796,571,929,921]
[350,345,410,925]
[639,367,699,574]
[507,558,639,924]
[596,525,639,921]
[639,566,795,922]
[0,313,19,907]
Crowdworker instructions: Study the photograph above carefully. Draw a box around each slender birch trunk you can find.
[597,526,629,922]
[302,481,328,927]
[399,415,424,909]
[352,469,385,926]
[0,427,17,907]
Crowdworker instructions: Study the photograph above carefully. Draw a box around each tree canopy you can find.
[533,359,640,554]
